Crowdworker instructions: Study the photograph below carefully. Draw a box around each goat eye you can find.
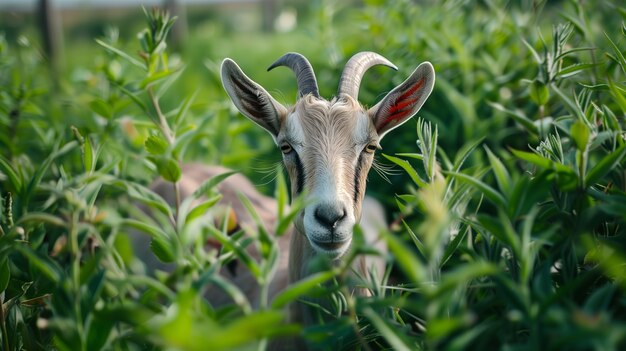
[364,144,377,154]
[280,144,293,154]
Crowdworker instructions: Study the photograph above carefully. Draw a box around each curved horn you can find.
[338,52,397,99]
[268,52,320,98]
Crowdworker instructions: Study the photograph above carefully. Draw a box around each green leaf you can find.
[435,261,499,295]
[605,31,626,75]
[513,149,554,169]
[437,78,477,127]
[96,38,145,69]
[71,126,90,174]
[83,137,95,174]
[446,322,491,350]
[122,219,170,242]
[476,209,524,260]
[585,143,626,186]
[484,146,511,195]
[382,230,425,284]
[440,225,468,268]
[444,171,506,208]
[191,170,238,199]
[156,65,185,99]
[184,195,222,225]
[394,196,409,213]
[554,46,596,62]
[271,270,335,309]
[382,154,427,187]
[145,134,169,155]
[86,313,115,351]
[426,317,472,343]
[402,220,426,261]
[0,156,22,193]
[139,67,180,89]
[209,227,261,279]
[395,153,423,161]
[276,191,306,236]
[510,149,574,175]
[415,117,439,181]
[17,212,66,227]
[508,172,551,218]
[583,236,626,291]
[570,120,590,152]
[364,308,413,351]
[116,180,173,220]
[607,77,626,113]
[237,193,274,262]
[88,98,113,119]
[522,38,542,64]
[111,81,151,117]
[452,137,484,172]
[14,245,62,283]
[551,84,588,125]
[488,102,538,134]
[159,307,294,351]
[24,141,78,207]
[275,207,301,237]
[556,63,598,79]
[83,269,106,312]
[151,235,176,263]
[583,283,616,313]
[199,273,252,313]
[529,80,550,105]
[150,157,181,183]
[0,258,9,292]
[173,90,197,128]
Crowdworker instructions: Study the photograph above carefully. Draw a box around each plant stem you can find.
[147,85,182,218]
[342,284,373,351]
[69,211,85,350]
[147,87,174,145]
[173,181,181,220]
[1,292,10,351]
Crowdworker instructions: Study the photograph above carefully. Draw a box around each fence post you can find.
[164,0,188,50]
[260,0,277,32]
[37,0,63,81]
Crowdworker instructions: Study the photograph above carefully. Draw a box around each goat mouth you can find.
[309,238,350,254]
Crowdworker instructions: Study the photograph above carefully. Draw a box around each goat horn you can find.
[338,52,397,99]
[268,52,320,99]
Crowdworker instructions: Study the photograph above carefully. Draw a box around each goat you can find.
[140,52,434,348]
[220,51,434,326]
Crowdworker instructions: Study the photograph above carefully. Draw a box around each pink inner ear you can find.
[382,77,425,126]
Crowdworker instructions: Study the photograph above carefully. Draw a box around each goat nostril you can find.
[339,208,346,221]
[314,206,347,229]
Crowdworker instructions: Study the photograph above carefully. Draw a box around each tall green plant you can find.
[2,1,626,350]
[373,5,626,349]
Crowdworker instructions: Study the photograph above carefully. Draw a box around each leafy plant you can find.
[1,1,625,350]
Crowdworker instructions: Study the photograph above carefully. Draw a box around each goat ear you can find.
[368,62,435,139]
[221,58,287,137]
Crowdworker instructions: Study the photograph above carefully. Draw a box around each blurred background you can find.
[2,2,626,349]
[0,0,622,200]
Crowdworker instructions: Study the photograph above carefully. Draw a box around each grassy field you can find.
[1,0,626,350]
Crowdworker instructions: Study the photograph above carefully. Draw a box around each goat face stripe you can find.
[293,151,305,195]
[353,151,364,204]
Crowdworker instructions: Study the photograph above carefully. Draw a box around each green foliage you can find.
[1,1,626,350]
